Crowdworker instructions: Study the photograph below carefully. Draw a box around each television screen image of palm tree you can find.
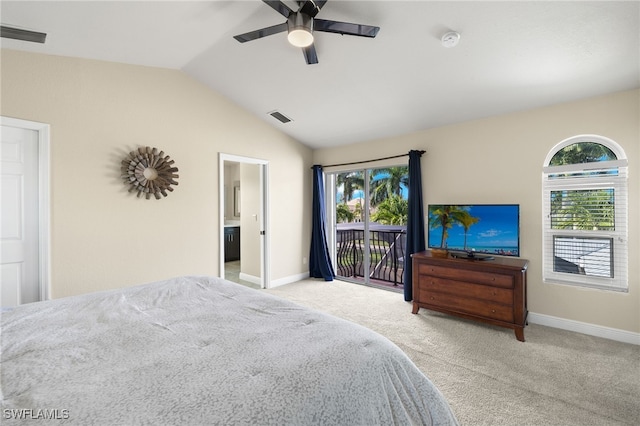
[428,204,520,257]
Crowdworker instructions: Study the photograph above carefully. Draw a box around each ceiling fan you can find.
[1,25,47,43]
[233,0,380,65]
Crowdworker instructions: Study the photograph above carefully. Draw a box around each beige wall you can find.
[315,89,640,334]
[1,49,313,298]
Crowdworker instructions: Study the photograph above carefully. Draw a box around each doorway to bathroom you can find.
[219,153,269,289]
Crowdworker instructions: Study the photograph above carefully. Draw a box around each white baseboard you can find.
[238,272,311,289]
[268,272,310,289]
[238,272,260,285]
[528,312,640,345]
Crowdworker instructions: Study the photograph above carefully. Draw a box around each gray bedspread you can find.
[1,276,457,425]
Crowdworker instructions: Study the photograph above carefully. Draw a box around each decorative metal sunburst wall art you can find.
[121,147,179,199]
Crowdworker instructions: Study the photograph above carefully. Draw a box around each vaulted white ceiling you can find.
[2,1,638,149]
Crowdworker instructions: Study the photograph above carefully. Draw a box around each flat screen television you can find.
[428,204,520,258]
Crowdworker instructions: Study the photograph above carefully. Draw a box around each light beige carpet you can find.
[266,278,639,426]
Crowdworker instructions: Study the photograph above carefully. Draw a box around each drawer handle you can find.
[491,309,496,313]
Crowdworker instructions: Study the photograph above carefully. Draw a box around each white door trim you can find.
[1,116,51,301]
[218,153,270,288]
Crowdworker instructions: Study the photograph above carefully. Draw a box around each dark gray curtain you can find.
[309,165,335,281]
[404,150,426,301]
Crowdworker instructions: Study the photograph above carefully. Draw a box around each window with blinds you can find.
[542,136,628,292]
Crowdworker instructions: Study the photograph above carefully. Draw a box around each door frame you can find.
[218,153,270,288]
[1,116,51,301]
[326,168,372,285]
[326,162,409,288]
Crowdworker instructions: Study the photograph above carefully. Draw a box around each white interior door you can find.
[238,162,262,284]
[1,124,40,306]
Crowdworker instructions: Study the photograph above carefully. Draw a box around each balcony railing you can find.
[336,226,406,287]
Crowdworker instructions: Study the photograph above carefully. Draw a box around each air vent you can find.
[0,26,47,43]
[268,111,292,124]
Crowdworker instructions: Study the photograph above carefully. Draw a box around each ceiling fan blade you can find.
[234,22,288,43]
[299,0,328,18]
[302,44,318,65]
[262,0,294,18]
[314,19,380,38]
[0,25,46,43]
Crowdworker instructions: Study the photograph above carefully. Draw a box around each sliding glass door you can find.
[327,165,409,289]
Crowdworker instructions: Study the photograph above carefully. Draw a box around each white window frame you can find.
[542,135,628,292]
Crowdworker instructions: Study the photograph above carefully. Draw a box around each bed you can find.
[1,276,458,425]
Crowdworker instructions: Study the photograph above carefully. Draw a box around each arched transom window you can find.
[542,135,628,291]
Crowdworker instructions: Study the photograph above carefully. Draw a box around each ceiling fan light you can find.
[288,29,313,47]
[287,13,314,47]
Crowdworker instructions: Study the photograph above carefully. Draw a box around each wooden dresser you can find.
[411,250,529,341]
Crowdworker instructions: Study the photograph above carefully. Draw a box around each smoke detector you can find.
[441,31,460,48]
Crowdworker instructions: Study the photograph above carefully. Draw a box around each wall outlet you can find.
[302,257,307,265]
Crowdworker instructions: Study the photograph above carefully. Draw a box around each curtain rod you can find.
[312,150,425,169]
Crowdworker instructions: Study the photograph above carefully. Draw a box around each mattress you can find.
[1,276,457,425]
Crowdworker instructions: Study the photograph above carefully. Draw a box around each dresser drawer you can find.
[420,291,514,323]
[418,263,514,288]
[418,276,514,305]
